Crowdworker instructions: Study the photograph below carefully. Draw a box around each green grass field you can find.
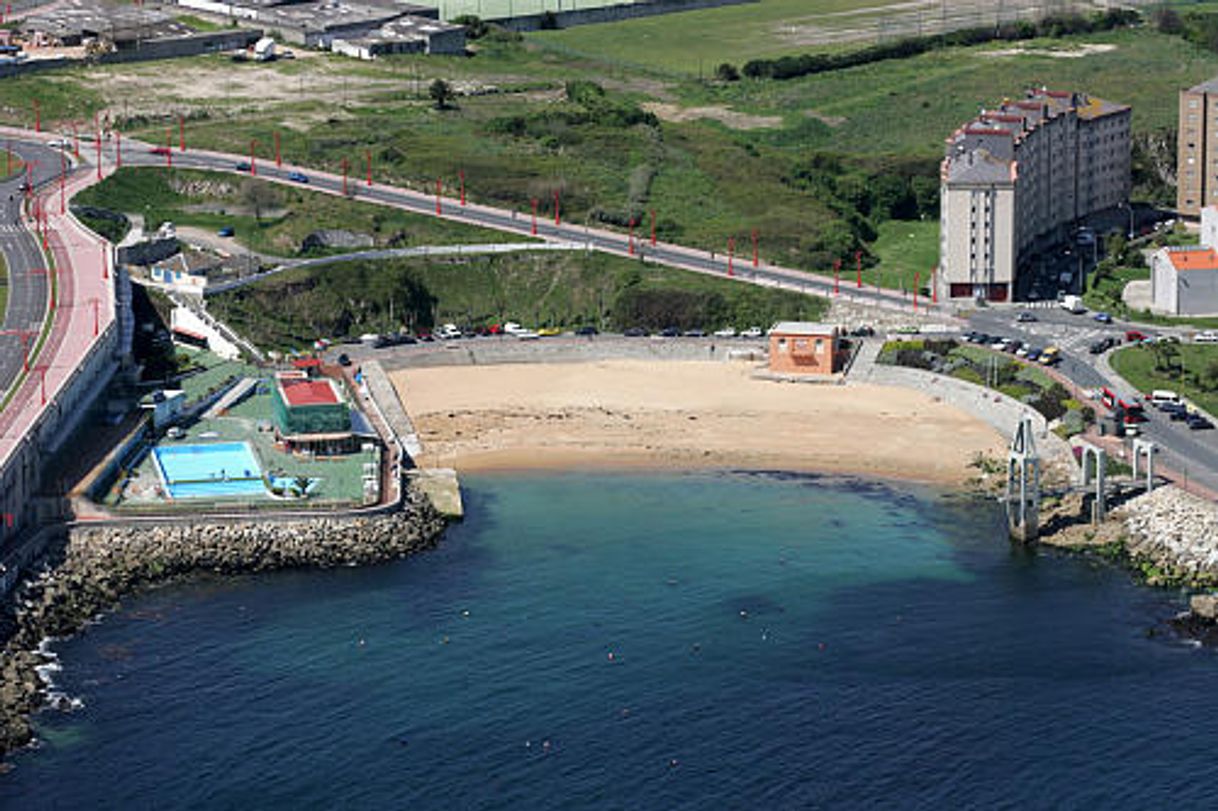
[209,249,828,350]
[1111,343,1218,417]
[74,168,530,258]
[867,219,938,293]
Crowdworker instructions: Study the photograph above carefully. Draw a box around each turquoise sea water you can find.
[4,472,1218,809]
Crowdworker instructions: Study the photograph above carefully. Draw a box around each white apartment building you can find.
[939,88,1131,302]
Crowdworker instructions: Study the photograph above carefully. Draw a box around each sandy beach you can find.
[390,360,1006,484]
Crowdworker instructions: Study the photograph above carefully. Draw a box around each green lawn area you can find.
[866,218,938,293]
[529,0,890,74]
[210,249,828,350]
[1111,343,1218,416]
[1083,265,1147,315]
[74,168,530,258]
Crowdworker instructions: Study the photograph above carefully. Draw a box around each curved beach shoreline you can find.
[391,360,1007,485]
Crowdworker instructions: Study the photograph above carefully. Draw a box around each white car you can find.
[515,330,539,340]
[437,323,462,339]
[713,327,737,338]
[740,327,764,339]
[1195,331,1218,344]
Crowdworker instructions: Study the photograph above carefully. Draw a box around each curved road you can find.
[0,140,64,393]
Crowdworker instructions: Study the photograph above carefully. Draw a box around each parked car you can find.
[1188,414,1214,430]
[235,161,252,172]
[1016,311,1037,323]
[287,171,309,183]
[713,327,737,338]
[575,326,598,336]
[537,326,563,337]
[740,327,764,339]
[149,146,171,156]
[660,327,681,337]
[684,329,705,337]
[623,327,648,337]
[1195,331,1218,344]
[1039,346,1061,365]
[1025,349,1042,363]
[217,226,235,237]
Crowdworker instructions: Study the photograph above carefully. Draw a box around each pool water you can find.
[152,442,267,500]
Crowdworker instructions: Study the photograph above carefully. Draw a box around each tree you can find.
[714,63,740,82]
[239,178,279,224]
[429,79,455,110]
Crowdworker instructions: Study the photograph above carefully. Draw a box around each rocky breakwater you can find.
[0,493,447,762]
[1121,485,1218,587]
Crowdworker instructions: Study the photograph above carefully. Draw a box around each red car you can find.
[1125,330,1146,343]
[149,146,171,156]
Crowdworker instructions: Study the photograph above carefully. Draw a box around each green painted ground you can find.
[1111,343,1218,417]
[120,355,376,508]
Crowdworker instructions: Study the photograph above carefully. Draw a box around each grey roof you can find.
[945,149,1012,186]
[770,322,836,336]
[1190,77,1218,95]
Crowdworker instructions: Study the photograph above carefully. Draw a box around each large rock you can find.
[301,230,374,252]
[1191,593,1218,620]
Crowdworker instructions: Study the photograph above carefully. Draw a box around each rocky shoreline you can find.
[0,492,447,763]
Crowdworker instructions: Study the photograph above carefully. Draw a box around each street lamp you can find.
[1119,201,1134,240]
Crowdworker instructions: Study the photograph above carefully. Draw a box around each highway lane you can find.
[0,140,64,394]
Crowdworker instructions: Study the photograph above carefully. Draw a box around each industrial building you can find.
[175,0,463,53]
[938,87,1131,302]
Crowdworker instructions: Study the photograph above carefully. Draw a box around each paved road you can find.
[970,306,1218,494]
[0,140,63,393]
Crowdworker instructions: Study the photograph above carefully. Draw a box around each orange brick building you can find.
[767,322,842,375]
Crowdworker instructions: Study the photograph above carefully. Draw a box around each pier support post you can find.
[1006,416,1040,542]
[1079,442,1107,524]
[1131,438,1155,492]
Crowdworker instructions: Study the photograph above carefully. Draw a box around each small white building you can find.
[1202,205,1218,249]
[1150,245,1218,316]
[140,389,185,430]
[149,250,222,292]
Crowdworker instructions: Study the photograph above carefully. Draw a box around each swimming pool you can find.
[152,442,268,500]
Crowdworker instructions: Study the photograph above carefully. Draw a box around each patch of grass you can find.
[209,249,828,350]
[1111,343,1218,416]
[73,167,529,258]
[174,14,231,33]
[867,218,938,293]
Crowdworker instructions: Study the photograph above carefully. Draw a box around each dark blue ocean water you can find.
[4,472,1218,809]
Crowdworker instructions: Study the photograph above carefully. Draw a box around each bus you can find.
[1101,386,1145,423]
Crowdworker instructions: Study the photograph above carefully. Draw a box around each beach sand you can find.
[390,360,1006,484]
